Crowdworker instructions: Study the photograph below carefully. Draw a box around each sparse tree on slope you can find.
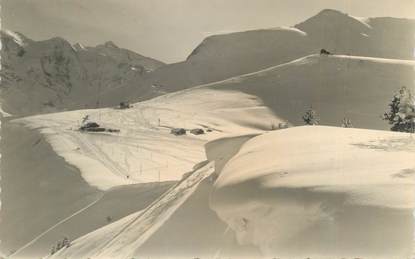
[62,237,71,248]
[56,240,63,250]
[341,117,353,128]
[303,107,320,125]
[383,86,415,133]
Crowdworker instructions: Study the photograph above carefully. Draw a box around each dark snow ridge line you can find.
[151,55,317,100]
[8,193,104,259]
[330,54,415,65]
[146,53,415,105]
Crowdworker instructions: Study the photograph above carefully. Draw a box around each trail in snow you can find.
[53,161,215,259]
[71,132,130,180]
[9,193,104,258]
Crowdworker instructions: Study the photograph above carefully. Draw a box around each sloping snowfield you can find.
[51,162,215,259]
[3,54,415,258]
[203,54,415,130]
[211,126,415,258]
[0,123,173,258]
[43,126,415,259]
[12,54,415,191]
[3,86,279,257]
[13,88,279,191]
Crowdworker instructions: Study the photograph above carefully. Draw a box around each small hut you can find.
[171,128,186,136]
[119,101,131,109]
[320,49,332,55]
[190,128,205,135]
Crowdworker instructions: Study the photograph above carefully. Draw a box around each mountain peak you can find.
[317,9,347,17]
[298,9,363,25]
[295,8,371,33]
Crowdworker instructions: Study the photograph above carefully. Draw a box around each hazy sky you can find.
[2,0,415,63]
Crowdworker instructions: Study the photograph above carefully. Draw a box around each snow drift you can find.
[211,126,415,258]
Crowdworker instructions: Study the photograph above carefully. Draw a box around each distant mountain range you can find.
[1,9,414,116]
[0,31,165,116]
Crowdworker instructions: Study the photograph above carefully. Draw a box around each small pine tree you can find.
[62,237,70,248]
[56,240,63,251]
[383,86,415,133]
[341,117,353,128]
[302,107,320,125]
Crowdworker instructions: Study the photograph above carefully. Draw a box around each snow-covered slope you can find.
[146,27,310,91]
[12,53,415,191]
[13,88,280,191]
[199,54,415,130]
[0,31,165,116]
[3,10,415,257]
[144,9,415,92]
[295,9,415,60]
[50,161,215,259]
[50,135,266,259]
[0,123,101,257]
[4,51,414,258]
[211,126,415,258]
[0,123,173,258]
[2,51,292,256]
[2,10,414,116]
[49,161,264,259]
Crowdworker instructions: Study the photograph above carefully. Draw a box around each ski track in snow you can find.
[9,193,104,258]
[97,161,214,258]
[52,161,215,259]
[72,132,130,180]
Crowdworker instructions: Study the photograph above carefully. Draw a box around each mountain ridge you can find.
[2,9,415,116]
[0,31,166,116]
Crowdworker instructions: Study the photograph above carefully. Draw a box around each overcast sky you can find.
[2,0,415,63]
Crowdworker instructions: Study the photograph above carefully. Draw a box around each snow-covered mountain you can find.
[2,79,279,257]
[2,10,414,116]
[0,30,165,116]
[2,8,415,259]
[3,52,414,258]
[144,9,415,92]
